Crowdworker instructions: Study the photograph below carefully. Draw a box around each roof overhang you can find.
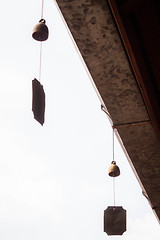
[55,0,160,222]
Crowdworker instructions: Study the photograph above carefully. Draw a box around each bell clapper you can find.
[108,128,121,206]
[108,161,120,206]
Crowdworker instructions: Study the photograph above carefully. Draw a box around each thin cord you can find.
[113,177,115,206]
[113,127,114,161]
[41,0,45,19]
[39,0,44,81]
[39,42,43,82]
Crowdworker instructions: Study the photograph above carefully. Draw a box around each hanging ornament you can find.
[104,128,126,235]
[104,206,126,235]
[32,0,49,125]
[32,19,49,41]
[108,161,120,177]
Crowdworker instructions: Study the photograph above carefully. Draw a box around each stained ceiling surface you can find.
[56,0,160,222]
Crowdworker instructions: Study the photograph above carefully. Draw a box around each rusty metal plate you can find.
[104,206,126,235]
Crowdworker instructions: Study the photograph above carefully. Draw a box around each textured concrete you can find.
[56,0,160,221]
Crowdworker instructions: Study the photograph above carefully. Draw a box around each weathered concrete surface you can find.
[56,0,160,221]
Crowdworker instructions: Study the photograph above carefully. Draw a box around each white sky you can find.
[0,0,159,239]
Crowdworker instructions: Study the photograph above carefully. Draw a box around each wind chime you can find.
[32,0,49,125]
[104,128,126,235]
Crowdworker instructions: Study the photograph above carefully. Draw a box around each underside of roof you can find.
[56,0,160,222]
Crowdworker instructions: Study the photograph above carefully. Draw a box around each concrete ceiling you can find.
[56,0,160,222]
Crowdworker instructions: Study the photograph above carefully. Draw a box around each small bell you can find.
[108,161,120,177]
[32,19,49,41]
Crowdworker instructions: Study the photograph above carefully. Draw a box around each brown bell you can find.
[32,19,49,41]
[108,161,120,177]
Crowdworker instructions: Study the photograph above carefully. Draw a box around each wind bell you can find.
[32,19,49,41]
[104,128,126,235]
[32,0,49,125]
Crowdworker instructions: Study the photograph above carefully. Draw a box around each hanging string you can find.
[39,0,45,82]
[113,127,114,162]
[41,0,45,19]
[39,42,43,82]
[113,177,115,206]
